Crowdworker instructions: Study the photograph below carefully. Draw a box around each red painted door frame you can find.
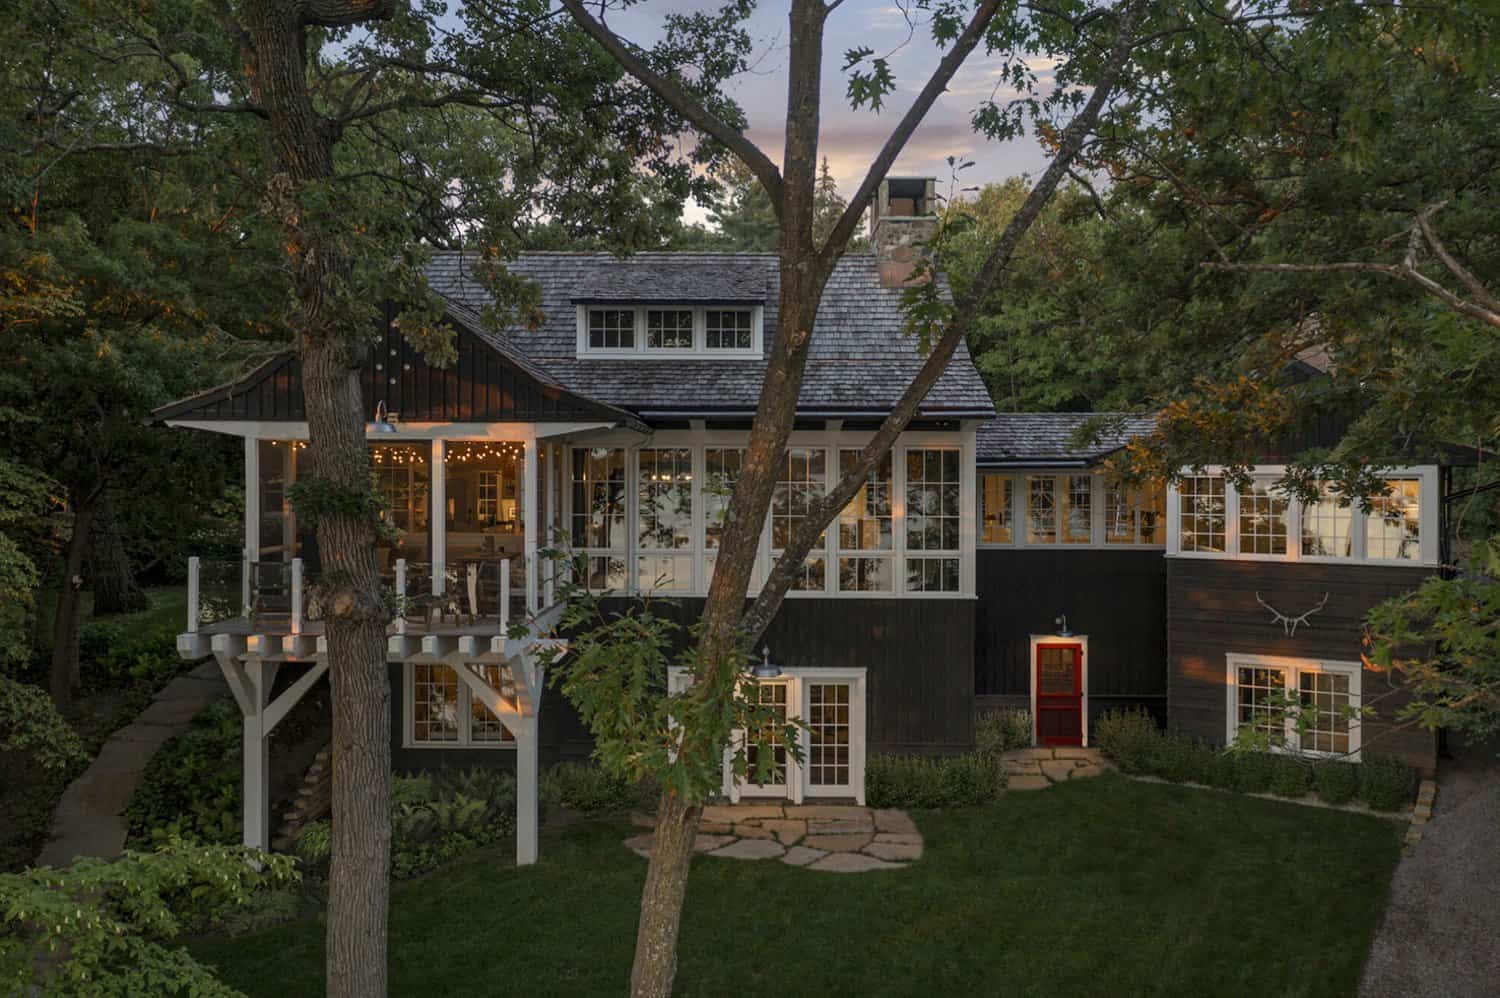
[1035,643,1084,746]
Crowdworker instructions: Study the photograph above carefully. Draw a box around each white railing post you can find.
[395,558,408,635]
[241,548,252,618]
[430,438,446,597]
[187,556,201,634]
[466,563,479,619]
[500,558,511,632]
[290,557,304,635]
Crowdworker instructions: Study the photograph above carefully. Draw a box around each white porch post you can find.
[186,556,201,635]
[243,667,270,850]
[540,444,554,607]
[960,422,978,596]
[515,713,539,866]
[523,436,539,614]
[244,438,259,616]
[290,558,304,634]
[431,438,446,596]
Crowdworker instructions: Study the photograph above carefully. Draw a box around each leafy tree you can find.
[85,0,715,991]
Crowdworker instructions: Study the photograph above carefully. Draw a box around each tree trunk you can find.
[628,792,702,998]
[90,493,148,615]
[242,2,394,994]
[50,496,97,707]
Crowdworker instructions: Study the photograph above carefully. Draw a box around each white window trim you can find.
[403,662,516,750]
[668,665,867,804]
[564,445,628,593]
[1028,634,1089,747]
[576,304,764,358]
[978,470,1167,551]
[634,446,698,595]
[1167,465,1439,567]
[1224,652,1363,760]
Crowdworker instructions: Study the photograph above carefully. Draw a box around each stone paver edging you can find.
[625,804,922,873]
[999,746,1108,789]
[35,661,227,868]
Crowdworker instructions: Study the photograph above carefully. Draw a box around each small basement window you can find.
[408,663,516,748]
[1227,654,1361,758]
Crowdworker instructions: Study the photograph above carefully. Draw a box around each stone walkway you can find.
[625,804,923,872]
[999,746,1108,789]
[35,660,227,868]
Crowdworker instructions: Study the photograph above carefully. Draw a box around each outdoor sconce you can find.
[1054,613,1074,638]
[752,646,783,679]
[369,400,398,434]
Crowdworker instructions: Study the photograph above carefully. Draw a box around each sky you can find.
[596,0,1056,224]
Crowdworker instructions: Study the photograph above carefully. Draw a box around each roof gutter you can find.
[636,409,998,420]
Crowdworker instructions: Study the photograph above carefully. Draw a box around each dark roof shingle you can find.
[976,412,1156,466]
[425,251,994,417]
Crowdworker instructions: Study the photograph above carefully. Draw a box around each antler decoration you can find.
[1255,592,1330,637]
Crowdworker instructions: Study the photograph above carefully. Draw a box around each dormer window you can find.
[577,305,762,358]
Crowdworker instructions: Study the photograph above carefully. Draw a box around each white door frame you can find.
[1028,634,1090,747]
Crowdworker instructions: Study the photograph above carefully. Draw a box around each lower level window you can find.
[410,663,516,747]
[906,556,959,592]
[1227,655,1360,757]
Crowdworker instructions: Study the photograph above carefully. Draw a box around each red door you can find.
[1035,644,1083,746]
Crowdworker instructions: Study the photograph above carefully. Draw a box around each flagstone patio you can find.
[624,804,922,873]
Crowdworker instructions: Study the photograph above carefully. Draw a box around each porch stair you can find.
[273,743,332,851]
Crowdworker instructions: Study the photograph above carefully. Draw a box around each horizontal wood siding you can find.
[596,596,976,755]
[170,316,605,424]
[975,549,1167,707]
[1166,557,1438,773]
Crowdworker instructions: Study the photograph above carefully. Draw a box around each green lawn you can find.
[191,775,1401,998]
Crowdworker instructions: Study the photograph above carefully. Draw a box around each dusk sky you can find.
[596,0,1058,221]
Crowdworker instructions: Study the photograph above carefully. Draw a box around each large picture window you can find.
[570,447,626,589]
[637,448,694,591]
[837,450,892,592]
[1179,475,1227,553]
[1300,482,1352,558]
[905,448,960,592]
[771,448,827,591]
[1228,655,1361,758]
[1104,479,1165,545]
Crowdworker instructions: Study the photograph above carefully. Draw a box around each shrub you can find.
[865,752,1003,809]
[1093,709,1162,774]
[0,841,295,995]
[389,767,516,879]
[1268,755,1314,798]
[1314,762,1359,805]
[540,761,656,815]
[1228,749,1277,795]
[975,709,1033,756]
[1359,757,1417,812]
[125,700,241,847]
[0,676,88,774]
[1152,735,1215,784]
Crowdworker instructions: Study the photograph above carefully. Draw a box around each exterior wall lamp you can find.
[369,400,398,434]
[752,646,783,679]
[1054,614,1074,638]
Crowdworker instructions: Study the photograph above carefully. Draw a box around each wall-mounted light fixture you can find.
[752,646,783,679]
[369,400,398,434]
[1054,613,1074,638]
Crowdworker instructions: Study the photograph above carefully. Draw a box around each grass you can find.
[190,774,1401,998]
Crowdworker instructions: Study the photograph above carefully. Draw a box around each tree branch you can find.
[740,2,1142,642]
[296,0,397,28]
[1205,260,1500,330]
[559,0,783,204]
[820,0,1006,261]
[1415,202,1500,314]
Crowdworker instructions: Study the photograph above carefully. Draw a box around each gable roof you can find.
[426,251,995,418]
[977,413,1156,467]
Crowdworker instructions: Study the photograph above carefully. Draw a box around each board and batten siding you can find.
[1166,557,1438,774]
[975,548,1168,726]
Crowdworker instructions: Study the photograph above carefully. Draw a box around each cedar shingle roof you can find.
[976,412,1156,466]
[426,251,995,417]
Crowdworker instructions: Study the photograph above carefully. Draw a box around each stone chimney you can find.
[870,176,938,287]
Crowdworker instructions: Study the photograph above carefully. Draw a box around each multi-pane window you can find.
[1179,475,1227,553]
[637,448,694,591]
[570,447,626,589]
[587,308,634,350]
[1367,478,1421,561]
[371,443,428,535]
[744,682,790,787]
[807,683,851,787]
[467,665,517,744]
[771,448,827,591]
[1063,475,1092,544]
[646,309,693,349]
[702,447,754,588]
[1301,483,1352,558]
[1027,476,1057,544]
[706,309,753,350]
[1299,672,1353,754]
[411,664,516,747]
[906,448,960,592]
[1231,658,1360,758]
[476,471,500,525]
[980,474,1013,544]
[1238,479,1289,556]
[1105,479,1165,545]
[412,663,460,743]
[837,450,893,592]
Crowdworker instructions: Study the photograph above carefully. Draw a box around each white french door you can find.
[724,670,867,804]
